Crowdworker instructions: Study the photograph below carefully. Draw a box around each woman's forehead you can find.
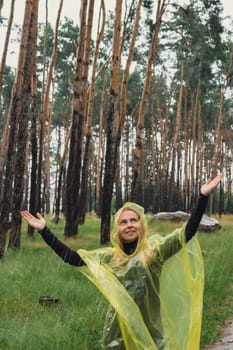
[118,209,139,220]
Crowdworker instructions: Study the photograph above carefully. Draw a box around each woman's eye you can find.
[120,220,126,225]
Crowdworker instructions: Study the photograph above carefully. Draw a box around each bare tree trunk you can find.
[27,1,39,237]
[169,62,183,210]
[8,0,38,249]
[196,101,203,195]
[212,48,233,177]
[42,0,63,214]
[157,92,170,212]
[123,116,130,202]
[77,0,103,224]
[131,0,166,203]
[150,101,157,213]
[36,0,48,213]
[183,87,190,212]
[119,0,143,131]
[100,0,122,244]
[64,0,89,236]
[54,127,70,223]
[190,80,200,209]
[0,0,33,258]
[0,0,15,195]
[95,71,107,216]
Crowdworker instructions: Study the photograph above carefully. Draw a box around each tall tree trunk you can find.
[54,127,70,223]
[196,101,203,198]
[119,0,143,131]
[0,0,33,258]
[77,0,103,224]
[123,116,130,202]
[43,0,63,214]
[131,0,166,203]
[150,100,157,213]
[0,0,15,196]
[27,0,38,237]
[183,87,190,212]
[95,71,107,216]
[212,48,233,177]
[36,0,48,213]
[157,91,170,212]
[100,0,122,244]
[8,0,38,249]
[190,80,200,208]
[64,0,89,236]
[169,62,183,210]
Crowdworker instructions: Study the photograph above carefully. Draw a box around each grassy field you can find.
[0,213,232,349]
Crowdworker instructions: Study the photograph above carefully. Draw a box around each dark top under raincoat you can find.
[39,194,208,350]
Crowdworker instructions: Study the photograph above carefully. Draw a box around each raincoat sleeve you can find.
[158,193,208,261]
[39,227,85,266]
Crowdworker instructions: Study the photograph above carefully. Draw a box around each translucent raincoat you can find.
[78,202,204,350]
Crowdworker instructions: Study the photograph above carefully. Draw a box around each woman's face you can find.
[118,209,141,243]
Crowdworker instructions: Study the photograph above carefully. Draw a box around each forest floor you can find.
[204,315,233,349]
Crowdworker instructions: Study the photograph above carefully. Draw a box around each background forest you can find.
[0,0,233,259]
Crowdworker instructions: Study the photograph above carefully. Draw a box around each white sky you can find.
[0,0,233,68]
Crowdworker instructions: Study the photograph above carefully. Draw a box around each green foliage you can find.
[1,215,233,349]
[126,70,143,115]
[1,65,15,107]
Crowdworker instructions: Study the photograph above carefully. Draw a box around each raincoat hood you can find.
[111,202,148,256]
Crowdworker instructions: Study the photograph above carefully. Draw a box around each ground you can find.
[204,316,233,349]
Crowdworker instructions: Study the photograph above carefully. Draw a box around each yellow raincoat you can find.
[78,202,204,350]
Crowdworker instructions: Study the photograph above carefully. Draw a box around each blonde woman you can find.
[21,173,223,350]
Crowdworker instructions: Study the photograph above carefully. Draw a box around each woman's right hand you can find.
[21,211,46,231]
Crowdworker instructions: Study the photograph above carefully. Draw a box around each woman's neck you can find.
[123,240,138,255]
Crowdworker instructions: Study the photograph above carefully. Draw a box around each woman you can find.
[21,173,223,350]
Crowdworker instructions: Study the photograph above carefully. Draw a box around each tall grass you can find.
[0,214,232,349]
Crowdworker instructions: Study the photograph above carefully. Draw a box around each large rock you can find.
[153,211,221,232]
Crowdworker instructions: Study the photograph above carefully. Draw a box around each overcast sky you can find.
[1,0,233,67]
[1,0,232,25]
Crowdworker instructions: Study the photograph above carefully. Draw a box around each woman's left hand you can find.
[200,173,224,196]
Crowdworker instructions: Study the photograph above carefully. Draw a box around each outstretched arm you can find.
[21,211,85,266]
[185,173,223,242]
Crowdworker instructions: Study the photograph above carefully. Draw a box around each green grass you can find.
[199,215,233,348]
[0,214,233,349]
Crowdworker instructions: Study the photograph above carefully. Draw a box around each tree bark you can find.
[131,0,166,203]
[0,0,34,258]
[27,0,39,237]
[100,0,122,244]
[8,0,38,249]
[64,0,88,236]
[77,0,103,224]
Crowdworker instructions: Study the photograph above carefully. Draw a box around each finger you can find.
[205,179,211,185]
